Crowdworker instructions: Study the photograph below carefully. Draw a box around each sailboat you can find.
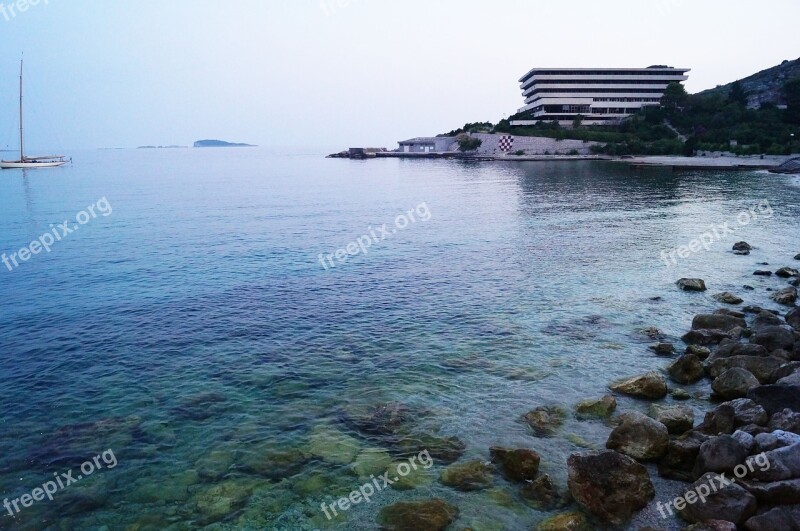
[1,59,68,169]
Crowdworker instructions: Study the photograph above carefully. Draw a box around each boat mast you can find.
[19,58,24,161]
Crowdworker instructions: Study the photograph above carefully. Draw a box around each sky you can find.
[1,0,799,152]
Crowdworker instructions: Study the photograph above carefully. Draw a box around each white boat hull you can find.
[1,160,67,169]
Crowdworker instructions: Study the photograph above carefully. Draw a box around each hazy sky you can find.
[1,0,798,152]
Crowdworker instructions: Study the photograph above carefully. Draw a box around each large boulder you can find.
[676,472,757,525]
[726,399,769,427]
[567,450,655,525]
[659,431,710,482]
[753,311,785,332]
[683,329,730,346]
[696,404,737,436]
[740,478,800,505]
[712,368,760,399]
[733,241,753,253]
[693,435,749,477]
[787,308,800,332]
[693,314,747,332]
[606,411,669,460]
[773,287,798,306]
[609,372,668,399]
[747,443,800,482]
[776,267,800,278]
[748,385,800,415]
[678,278,708,292]
[754,431,800,453]
[708,341,769,363]
[769,409,800,434]
[744,506,800,531]
[377,499,458,531]
[650,405,695,435]
[752,326,796,352]
[709,356,785,384]
[490,447,540,482]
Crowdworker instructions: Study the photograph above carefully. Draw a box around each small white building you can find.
[397,137,456,153]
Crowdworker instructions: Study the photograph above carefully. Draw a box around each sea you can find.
[0,148,798,530]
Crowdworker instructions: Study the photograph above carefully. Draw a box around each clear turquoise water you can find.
[0,150,798,530]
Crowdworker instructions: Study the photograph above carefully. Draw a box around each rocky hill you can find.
[698,57,800,108]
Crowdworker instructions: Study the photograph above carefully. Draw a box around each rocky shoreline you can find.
[372,247,800,530]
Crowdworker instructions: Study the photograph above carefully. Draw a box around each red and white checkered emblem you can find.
[498,135,514,152]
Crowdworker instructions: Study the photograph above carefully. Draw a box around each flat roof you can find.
[519,67,691,83]
[399,137,453,144]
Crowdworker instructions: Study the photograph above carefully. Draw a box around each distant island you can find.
[137,145,188,149]
[193,139,256,148]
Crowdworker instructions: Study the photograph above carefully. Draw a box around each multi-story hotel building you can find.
[511,66,690,126]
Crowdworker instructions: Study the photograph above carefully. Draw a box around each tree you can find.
[662,82,689,113]
[784,78,800,124]
[728,81,749,106]
[456,134,483,152]
[572,114,584,128]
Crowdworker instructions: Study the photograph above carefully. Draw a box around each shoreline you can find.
[553,251,800,529]
[330,151,797,172]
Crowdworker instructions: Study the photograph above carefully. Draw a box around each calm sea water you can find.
[0,149,798,530]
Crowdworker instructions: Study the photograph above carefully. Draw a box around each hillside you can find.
[698,57,800,108]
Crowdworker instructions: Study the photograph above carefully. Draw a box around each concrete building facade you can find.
[512,66,690,126]
[397,137,457,153]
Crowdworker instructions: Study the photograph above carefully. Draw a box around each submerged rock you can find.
[396,433,465,465]
[606,411,669,461]
[351,448,393,480]
[678,278,708,292]
[524,406,567,437]
[307,426,361,465]
[668,353,705,384]
[754,270,774,277]
[609,372,668,399]
[238,444,308,480]
[522,474,563,511]
[574,395,617,419]
[440,460,494,491]
[490,447,540,482]
[190,480,256,525]
[536,510,591,531]
[377,499,458,531]
[196,449,235,482]
[567,450,655,525]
